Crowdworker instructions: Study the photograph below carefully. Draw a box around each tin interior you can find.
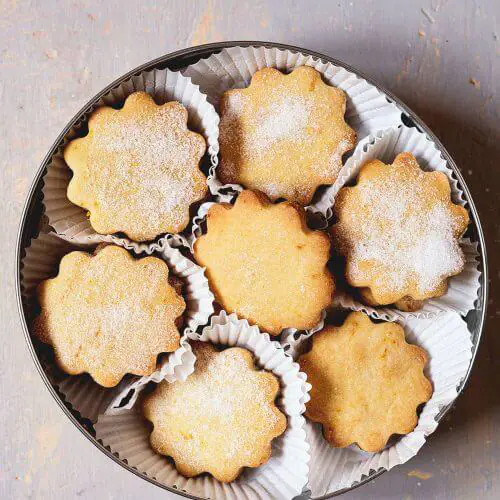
[15,42,488,500]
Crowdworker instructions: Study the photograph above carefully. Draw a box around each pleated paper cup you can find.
[20,230,214,421]
[283,311,473,497]
[42,68,219,249]
[95,312,311,500]
[330,125,481,322]
[187,200,215,251]
[182,45,403,211]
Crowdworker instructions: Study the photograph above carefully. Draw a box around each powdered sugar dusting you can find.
[334,159,467,299]
[144,343,285,479]
[67,94,207,240]
[254,95,311,153]
[330,138,351,171]
[218,68,356,205]
[224,91,244,117]
[221,89,313,160]
[33,246,185,386]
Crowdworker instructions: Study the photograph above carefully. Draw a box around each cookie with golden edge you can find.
[218,66,356,205]
[298,312,432,452]
[64,91,207,241]
[33,245,185,387]
[193,190,334,335]
[331,152,469,310]
[143,342,287,482]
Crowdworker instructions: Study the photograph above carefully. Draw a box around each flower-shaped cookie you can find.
[143,342,287,482]
[219,66,356,205]
[64,91,207,241]
[331,152,469,310]
[298,312,432,452]
[194,190,334,335]
[33,245,185,387]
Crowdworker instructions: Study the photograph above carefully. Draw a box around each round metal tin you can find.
[15,41,488,499]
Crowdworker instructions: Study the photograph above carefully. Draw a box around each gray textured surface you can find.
[1,0,499,499]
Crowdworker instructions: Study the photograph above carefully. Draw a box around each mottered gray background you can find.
[1,0,499,499]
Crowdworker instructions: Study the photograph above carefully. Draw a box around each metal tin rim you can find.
[15,41,488,499]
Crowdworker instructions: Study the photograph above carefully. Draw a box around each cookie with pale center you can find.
[33,245,185,387]
[218,66,356,205]
[143,342,287,482]
[298,311,432,452]
[331,152,469,310]
[193,190,334,335]
[64,91,207,241]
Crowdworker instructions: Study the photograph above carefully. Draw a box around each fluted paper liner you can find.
[284,311,473,497]
[20,230,214,422]
[42,68,219,248]
[182,45,402,209]
[331,125,481,322]
[187,200,215,250]
[95,312,311,500]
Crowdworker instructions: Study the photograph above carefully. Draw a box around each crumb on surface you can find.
[469,78,481,88]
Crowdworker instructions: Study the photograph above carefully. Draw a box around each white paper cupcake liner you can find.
[283,311,473,497]
[182,45,403,210]
[21,230,81,310]
[104,335,195,416]
[330,125,481,322]
[42,362,134,424]
[132,236,215,332]
[187,200,215,251]
[42,67,219,249]
[20,230,213,421]
[95,312,311,500]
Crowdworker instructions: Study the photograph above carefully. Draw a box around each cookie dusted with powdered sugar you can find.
[298,312,432,452]
[64,91,207,241]
[33,245,185,387]
[194,190,334,335]
[143,342,286,482]
[331,152,469,310]
[218,66,356,205]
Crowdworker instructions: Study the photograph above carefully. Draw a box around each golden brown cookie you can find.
[331,152,469,308]
[218,66,356,205]
[143,342,287,482]
[194,190,334,335]
[64,91,207,241]
[298,312,432,452]
[33,245,185,387]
